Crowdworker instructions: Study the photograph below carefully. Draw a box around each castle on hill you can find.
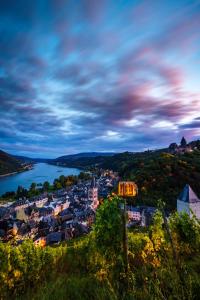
[169,137,193,154]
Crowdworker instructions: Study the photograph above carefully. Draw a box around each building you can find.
[177,184,200,219]
[13,199,30,210]
[127,206,141,221]
[169,137,193,154]
[88,177,99,210]
[141,206,157,226]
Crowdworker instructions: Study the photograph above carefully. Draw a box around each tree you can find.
[53,179,62,190]
[16,186,28,198]
[30,182,36,192]
[93,196,123,259]
[59,175,66,187]
[43,181,50,191]
[169,212,200,253]
[78,172,91,181]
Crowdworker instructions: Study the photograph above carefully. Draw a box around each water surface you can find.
[0,163,80,195]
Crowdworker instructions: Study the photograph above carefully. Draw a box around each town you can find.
[0,171,118,246]
[1,166,200,247]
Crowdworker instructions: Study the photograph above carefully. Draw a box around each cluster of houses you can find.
[0,173,117,246]
[1,166,199,247]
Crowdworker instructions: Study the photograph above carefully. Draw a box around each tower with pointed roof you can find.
[88,177,99,210]
[177,184,200,219]
[180,136,187,148]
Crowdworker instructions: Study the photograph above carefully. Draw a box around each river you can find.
[0,163,80,196]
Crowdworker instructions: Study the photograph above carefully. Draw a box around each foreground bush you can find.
[0,241,66,298]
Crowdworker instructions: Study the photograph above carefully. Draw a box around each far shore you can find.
[0,166,33,178]
[0,171,19,178]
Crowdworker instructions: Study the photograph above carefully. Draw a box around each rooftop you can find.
[178,184,200,203]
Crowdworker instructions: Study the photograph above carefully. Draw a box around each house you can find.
[141,206,157,226]
[39,207,54,218]
[34,236,46,247]
[177,184,200,219]
[0,207,10,220]
[32,196,48,208]
[13,199,30,210]
[61,200,70,211]
[127,206,141,221]
[46,232,62,245]
[28,220,38,235]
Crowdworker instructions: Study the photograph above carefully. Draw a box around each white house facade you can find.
[177,184,200,219]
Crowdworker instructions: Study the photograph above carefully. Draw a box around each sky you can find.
[0,0,200,158]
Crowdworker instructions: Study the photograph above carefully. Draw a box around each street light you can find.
[118,181,138,276]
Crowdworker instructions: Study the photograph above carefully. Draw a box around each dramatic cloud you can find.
[0,0,200,157]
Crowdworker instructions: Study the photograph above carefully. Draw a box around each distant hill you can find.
[14,155,35,163]
[14,155,50,163]
[50,152,115,169]
[56,152,115,161]
[0,150,24,176]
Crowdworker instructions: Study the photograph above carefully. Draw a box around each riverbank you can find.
[0,171,20,178]
[0,165,33,178]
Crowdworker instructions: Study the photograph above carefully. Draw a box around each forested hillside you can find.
[0,150,24,176]
[107,151,200,209]
[51,148,200,210]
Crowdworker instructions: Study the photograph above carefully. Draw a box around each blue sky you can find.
[0,0,200,158]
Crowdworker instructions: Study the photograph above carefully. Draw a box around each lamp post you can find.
[118,181,138,276]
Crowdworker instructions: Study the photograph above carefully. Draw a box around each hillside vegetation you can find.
[52,148,200,210]
[106,150,200,209]
[0,150,24,176]
[1,196,200,300]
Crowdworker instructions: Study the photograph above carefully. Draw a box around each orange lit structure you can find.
[118,181,138,197]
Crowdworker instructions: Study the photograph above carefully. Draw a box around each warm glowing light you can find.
[118,181,138,197]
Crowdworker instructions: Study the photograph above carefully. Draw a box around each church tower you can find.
[88,177,99,210]
[177,184,200,219]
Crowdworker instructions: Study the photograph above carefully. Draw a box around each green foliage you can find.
[0,149,23,176]
[169,212,200,252]
[43,181,50,191]
[30,275,117,300]
[93,196,123,259]
[107,150,200,210]
[0,240,66,298]
[1,198,200,300]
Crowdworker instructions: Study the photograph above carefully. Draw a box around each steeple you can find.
[180,136,187,148]
[90,176,96,188]
[88,176,99,210]
[177,184,200,219]
[178,184,200,203]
